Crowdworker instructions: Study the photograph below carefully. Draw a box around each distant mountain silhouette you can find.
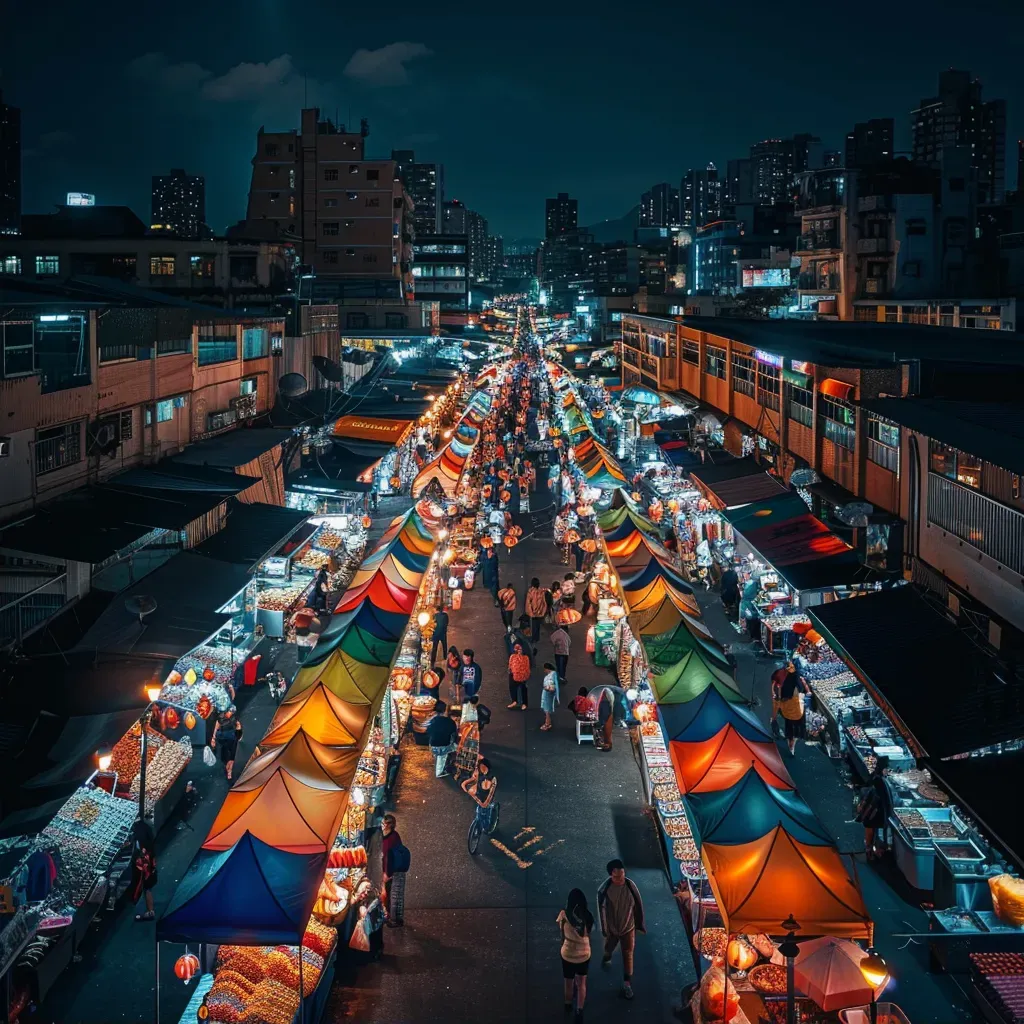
[583,205,639,244]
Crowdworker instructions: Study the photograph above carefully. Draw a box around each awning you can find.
[720,492,811,533]
[332,415,413,445]
[689,461,789,509]
[809,587,1024,759]
[193,503,310,569]
[819,378,855,401]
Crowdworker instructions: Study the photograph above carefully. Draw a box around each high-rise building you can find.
[243,108,412,296]
[749,135,822,206]
[443,198,468,234]
[845,119,894,170]
[912,70,1006,203]
[151,168,206,238]
[545,192,577,239]
[392,149,444,235]
[639,183,680,228]
[724,158,753,206]
[483,234,505,281]
[681,164,721,228]
[465,209,488,281]
[1017,139,1024,192]
[412,234,469,323]
[0,90,21,236]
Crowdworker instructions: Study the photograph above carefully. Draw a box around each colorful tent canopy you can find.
[643,619,732,674]
[659,682,763,740]
[686,768,833,847]
[263,684,368,748]
[158,833,327,945]
[742,514,856,567]
[669,727,793,794]
[604,528,674,565]
[619,555,695,598]
[620,574,702,618]
[288,647,390,708]
[649,650,743,706]
[701,826,871,939]
[630,590,714,640]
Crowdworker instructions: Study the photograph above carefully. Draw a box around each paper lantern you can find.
[163,707,180,731]
[667,499,679,513]
[174,953,200,982]
[389,475,402,489]
[727,938,758,974]
[631,491,642,502]
[202,666,215,682]
[482,484,493,498]
[552,438,562,448]
[564,529,581,544]
[183,667,198,686]
[556,608,582,626]
[196,695,214,720]
[362,515,373,529]
[167,670,182,686]
[606,603,625,620]
[184,711,197,731]
[503,534,518,548]
[421,670,439,690]
[510,525,523,537]
[417,611,431,628]
[480,535,494,548]
[580,538,597,553]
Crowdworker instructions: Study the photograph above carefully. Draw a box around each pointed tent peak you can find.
[650,648,743,707]
[157,831,327,945]
[263,682,367,748]
[658,677,760,738]
[287,647,389,706]
[234,727,360,791]
[669,725,794,795]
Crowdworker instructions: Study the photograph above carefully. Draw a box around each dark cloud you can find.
[343,42,432,87]
[127,52,305,105]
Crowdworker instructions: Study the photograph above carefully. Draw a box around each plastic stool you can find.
[576,719,595,745]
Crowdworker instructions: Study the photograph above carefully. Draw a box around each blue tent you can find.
[685,767,832,846]
[157,832,327,945]
[660,684,769,744]
[620,556,695,597]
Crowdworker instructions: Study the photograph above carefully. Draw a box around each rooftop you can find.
[171,427,294,470]
[860,398,1024,475]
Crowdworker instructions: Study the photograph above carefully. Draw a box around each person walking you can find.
[540,662,560,731]
[560,573,577,607]
[551,624,571,682]
[481,546,501,605]
[460,649,483,699]
[856,756,892,862]
[507,641,532,710]
[130,823,158,922]
[573,540,586,574]
[719,566,740,620]
[497,583,518,630]
[426,700,458,777]
[557,889,594,1021]
[595,688,615,751]
[464,694,492,732]
[548,579,562,621]
[430,604,449,665]
[445,645,463,706]
[381,814,410,927]
[525,577,548,642]
[211,705,243,781]
[597,859,645,1001]
[772,661,811,756]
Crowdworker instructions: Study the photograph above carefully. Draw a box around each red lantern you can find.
[167,670,182,685]
[422,670,439,690]
[564,529,581,544]
[503,534,518,548]
[196,695,214,720]
[174,952,200,983]
[163,707,180,731]
[202,666,215,682]
[479,535,494,549]
[389,475,402,489]
[184,711,197,731]
[362,515,372,529]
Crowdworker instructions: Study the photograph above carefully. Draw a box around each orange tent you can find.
[288,648,389,709]
[669,726,793,794]
[262,684,369,748]
[621,574,702,619]
[701,826,872,939]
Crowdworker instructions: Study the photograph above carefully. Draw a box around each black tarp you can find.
[809,587,1024,760]
[192,502,308,569]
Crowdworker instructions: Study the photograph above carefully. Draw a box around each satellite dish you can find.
[312,355,346,383]
[125,595,157,622]
[790,468,820,487]
[835,501,874,528]
[278,372,308,399]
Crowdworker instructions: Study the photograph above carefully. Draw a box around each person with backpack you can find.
[597,859,646,1000]
[381,814,410,927]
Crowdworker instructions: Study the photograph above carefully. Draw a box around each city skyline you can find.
[6,0,1023,237]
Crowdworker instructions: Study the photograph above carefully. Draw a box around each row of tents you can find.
[411,387,493,499]
[157,511,437,946]
[597,492,872,940]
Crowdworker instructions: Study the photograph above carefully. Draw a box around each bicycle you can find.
[467,800,500,855]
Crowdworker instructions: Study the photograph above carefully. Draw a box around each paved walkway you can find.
[326,505,692,1023]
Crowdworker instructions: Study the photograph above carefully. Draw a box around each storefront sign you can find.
[791,360,812,374]
[754,349,783,368]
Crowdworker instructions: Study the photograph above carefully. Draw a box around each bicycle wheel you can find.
[468,817,483,855]
[487,802,500,834]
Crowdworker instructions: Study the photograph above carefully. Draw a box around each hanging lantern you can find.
[510,525,523,537]
[498,469,510,482]
[555,607,582,626]
[162,706,180,731]
[167,670,182,686]
[806,628,823,645]
[726,938,758,976]
[389,475,402,489]
[667,498,679,513]
[421,669,439,690]
[552,438,562,448]
[480,535,494,549]
[606,604,625,620]
[202,666,215,682]
[580,538,597,553]
[564,529,581,544]
[631,491,642,502]
[174,952,200,983]
[482,484,493,499]
[416,610,432,628]
[184,711,197,731]
[503,533,518,548]
[362,515,373,529]
[196,695,214,720]
[183,668,198,686]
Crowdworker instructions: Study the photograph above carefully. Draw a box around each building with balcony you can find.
[412,234,469,325]
[794,168,851,319]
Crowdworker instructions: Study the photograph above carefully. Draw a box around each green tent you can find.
[650,649,744,705]
[644,621,732,674]
[338,623,399,667]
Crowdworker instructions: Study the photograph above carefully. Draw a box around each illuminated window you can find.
[1,255,21,274]
[149,255,176,277]
[36,255,60,276]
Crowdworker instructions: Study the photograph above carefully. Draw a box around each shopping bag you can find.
[348,914,371,951]
[452,589,463,610]
[202,745,216,767]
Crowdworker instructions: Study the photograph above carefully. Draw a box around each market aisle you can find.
[326,534,691,1023]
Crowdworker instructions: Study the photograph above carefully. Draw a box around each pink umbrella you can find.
[793,937,887,1011]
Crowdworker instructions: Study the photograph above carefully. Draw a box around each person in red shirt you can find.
[507,642,531,710]
[568,687,598,721]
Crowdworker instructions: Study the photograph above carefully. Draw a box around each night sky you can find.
[7,0,1023,239]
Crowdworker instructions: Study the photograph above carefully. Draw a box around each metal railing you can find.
[0,574,68,648]
[928,473,1024,575]
[867,438,899,472]
[788,401,813,428]
[798,272,842,292]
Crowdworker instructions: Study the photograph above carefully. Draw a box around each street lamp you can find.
[778,916,801,1024]
[859,949,890,1024]
[96,749,113,772]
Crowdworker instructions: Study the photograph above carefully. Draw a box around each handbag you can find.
[348,914,371,951]
[202,745,217,767]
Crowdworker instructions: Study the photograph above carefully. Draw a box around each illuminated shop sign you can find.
[754,349,783,367]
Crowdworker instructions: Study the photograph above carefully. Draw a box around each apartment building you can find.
[0,281,285,520]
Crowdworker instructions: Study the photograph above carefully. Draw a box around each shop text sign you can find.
[754,349,783,368]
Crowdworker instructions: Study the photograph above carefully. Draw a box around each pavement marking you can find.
[513,826,536,841]
[517,835,544,851]
[533,840,566,858]
[490,838,533,868]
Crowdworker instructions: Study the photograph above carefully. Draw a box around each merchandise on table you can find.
[749,962,787,995]
[108,725,165,783]
[694,926,727,960]
[128,737,192,813]
[672,837,698,861]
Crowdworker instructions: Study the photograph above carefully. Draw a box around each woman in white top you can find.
[556,888,593,1021]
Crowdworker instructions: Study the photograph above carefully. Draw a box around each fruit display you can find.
[664,817,693,839]
[653,782,682,803]
[129,737,192,811]
[694,927,727,960]
[295,548,331,570]
[673,838,699,862]
[895,808,926,828]
[258,584,310,611]
[109,725,165,783]
[750,963,787,995]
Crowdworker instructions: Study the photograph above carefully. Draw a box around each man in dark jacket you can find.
[480,547,500,604]
[597,859,646,1001]
[460,649,483,699]
[430,604,449,664]
[426,700,458,777]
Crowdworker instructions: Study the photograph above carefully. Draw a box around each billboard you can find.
[741,267,790,288]
[66,192,96,206]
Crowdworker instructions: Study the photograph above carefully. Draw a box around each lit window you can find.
[1,255,21,274]
[150,256,176,277]
[36,255,60,276]
[240,377,257,395]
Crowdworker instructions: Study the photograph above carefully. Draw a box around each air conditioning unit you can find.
[947,592,960,617]
[87,416,121,456]
[230,393,258,420]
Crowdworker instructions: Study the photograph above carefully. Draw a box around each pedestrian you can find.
[525,577,548,642]
[470,694,492,732]
[557,888,594,1021]
[573,540,585,573]
[507,641,532,710]
[597,859,645,1001]
[498,583,518,630]
[460,648,483,699]
[381,814,410,927]
[430,604,449,664]
[481,546,501,605]
[211,705,243,781]
[719,566,740,619]
[773,661,811,756]
[311,565,330,613]
[445,645,463,706]
[595,687,615,751]
[856,756,892,861]
[561,573,577,607]
[426,700,458,777]
[540,662,560,731]
[551,623,571,682]
[548,579,562,621]
[130,823,158,922]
